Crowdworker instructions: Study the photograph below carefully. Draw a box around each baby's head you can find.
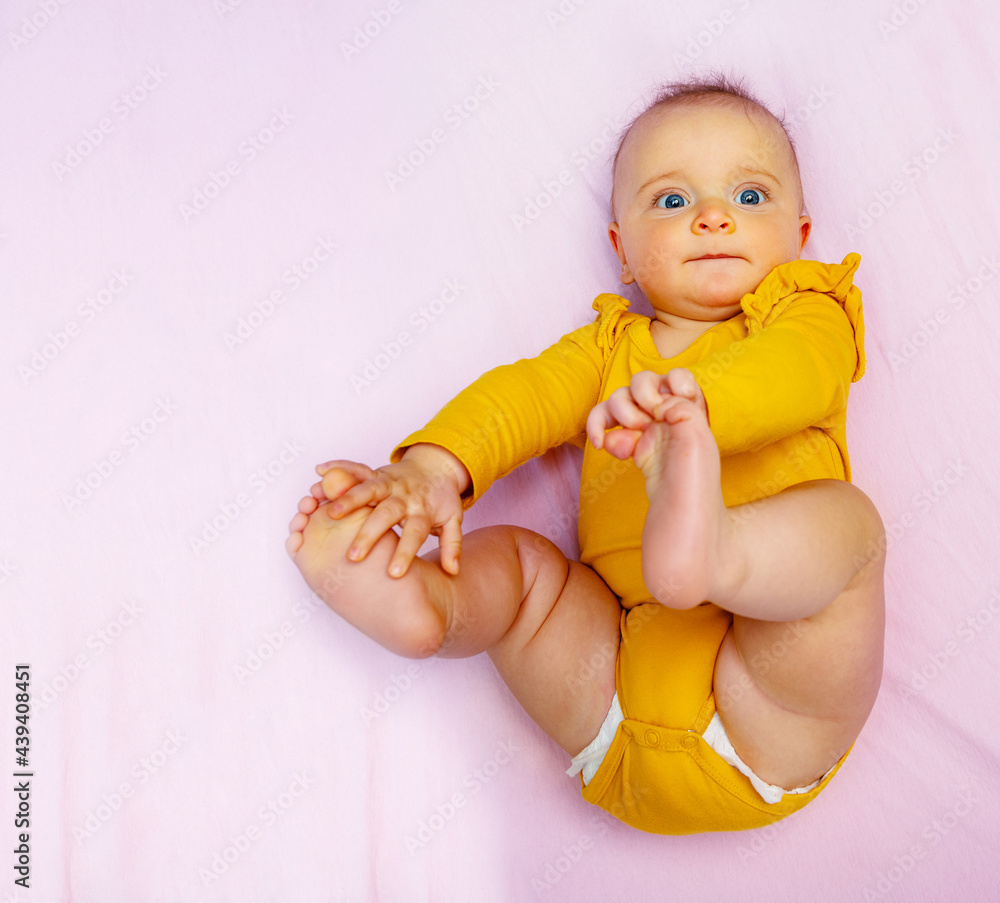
[608,74,811,322]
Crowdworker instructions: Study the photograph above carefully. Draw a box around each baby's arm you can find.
[324,319,608,578]
[388,321,607,507]
[685,293,860,455]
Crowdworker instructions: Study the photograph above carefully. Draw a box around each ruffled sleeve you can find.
[591,293,644,356]
[740,253,866,381]
[389,300,620,508]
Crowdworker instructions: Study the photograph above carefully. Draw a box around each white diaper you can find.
[566,692,830,804]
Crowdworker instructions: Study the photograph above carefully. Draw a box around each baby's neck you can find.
[649,313,727,360]
[651,308,731,332]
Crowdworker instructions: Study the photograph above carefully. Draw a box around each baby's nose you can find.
[692,202,735,234]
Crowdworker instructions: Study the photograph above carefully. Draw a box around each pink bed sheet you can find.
[3,0,998,899]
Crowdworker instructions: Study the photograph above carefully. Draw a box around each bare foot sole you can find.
[286,468,447,658]
[637,397,739,609]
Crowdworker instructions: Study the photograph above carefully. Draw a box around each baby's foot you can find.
[286,467,448,658]
[636,397,741,610]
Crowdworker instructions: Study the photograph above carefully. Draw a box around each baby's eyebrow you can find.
[635,170,684,196]
[730,165,781,185]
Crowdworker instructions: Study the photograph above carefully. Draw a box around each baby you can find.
[287,75,886,834]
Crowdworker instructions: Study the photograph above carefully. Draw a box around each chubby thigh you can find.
[712,557,886,791]
[482,528,623,758]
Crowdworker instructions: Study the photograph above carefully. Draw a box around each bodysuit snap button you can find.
[644,730,659,746]
[681,734,698,749]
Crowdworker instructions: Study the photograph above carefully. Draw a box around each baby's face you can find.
[608,102,811,322]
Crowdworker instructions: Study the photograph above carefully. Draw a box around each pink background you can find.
[3,0,999,900]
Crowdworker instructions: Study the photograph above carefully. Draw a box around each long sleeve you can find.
[389,297,638,508]
[687,255,865,457]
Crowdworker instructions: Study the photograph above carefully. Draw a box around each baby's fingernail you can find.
[390,563,403,576]
[347,546,359,559]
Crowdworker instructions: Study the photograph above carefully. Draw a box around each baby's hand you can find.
[312,449,466,578]
[586,368,707,460]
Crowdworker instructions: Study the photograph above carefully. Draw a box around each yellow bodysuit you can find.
[390,254,866,834]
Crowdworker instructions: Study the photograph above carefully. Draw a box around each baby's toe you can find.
[664,367,699,399]
[320,467,358,500]
[285,532,304,557]
[288,510,310,533]
[298,494,320,514]
[653,394,702,425]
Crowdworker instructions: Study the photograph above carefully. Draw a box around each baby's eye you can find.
[737,188,765,205]
[655,193,688,209]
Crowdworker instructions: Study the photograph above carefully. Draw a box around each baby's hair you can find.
[609,71,804,217]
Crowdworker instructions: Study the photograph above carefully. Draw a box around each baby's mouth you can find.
[689,253,743,261]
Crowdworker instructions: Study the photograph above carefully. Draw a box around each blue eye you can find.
[738,188,764,205]
[655,193,687,209]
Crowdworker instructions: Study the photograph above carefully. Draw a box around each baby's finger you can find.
[325,474,391,517]
[341,496,406,561]
[438,514,463,575]
[387,511,433,578]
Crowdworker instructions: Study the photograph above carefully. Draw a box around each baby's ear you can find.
[607,223,635,285]
[797,215,812,255]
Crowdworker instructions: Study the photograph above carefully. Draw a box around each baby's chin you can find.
[649,291,744,323]
[649,256,801,317]
[682,280,755,315]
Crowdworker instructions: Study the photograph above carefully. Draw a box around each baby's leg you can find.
[287,470,621,755]
[638,397,884,622]
[637,397,885,789]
